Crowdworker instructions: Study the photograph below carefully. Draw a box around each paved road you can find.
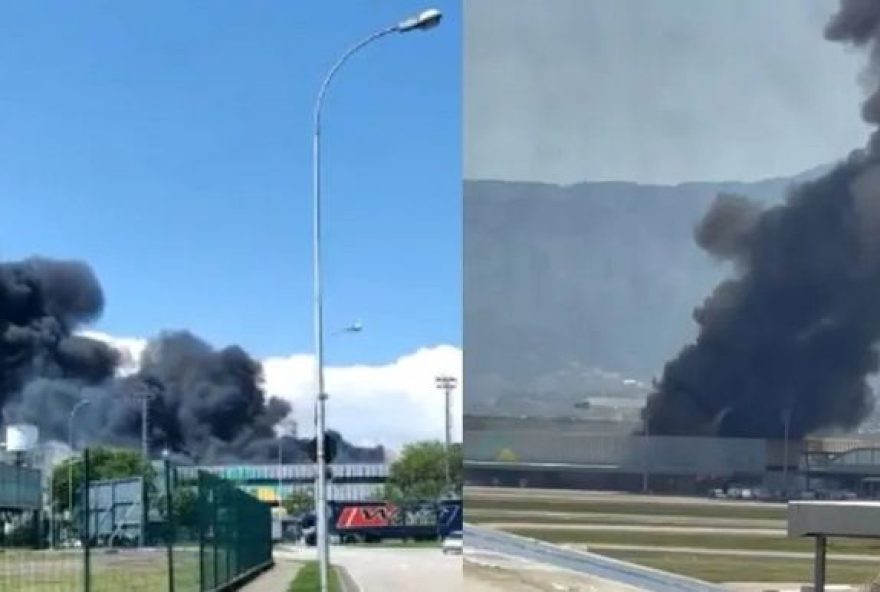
[466,524,727,592]
[277,545,460,592]
[467,549,645,591]
[333,547,460,592]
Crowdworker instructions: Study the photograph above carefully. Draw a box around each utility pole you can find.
[69,399,90,536]
[435,375,457,492]
[132,378,162,548]
[782,408,792,495]
[642,417,650,494]
[47,456,54,549]
[134,377,163,464]
[141,393,149,462]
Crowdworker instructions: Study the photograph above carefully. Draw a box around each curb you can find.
[336,565,362,592]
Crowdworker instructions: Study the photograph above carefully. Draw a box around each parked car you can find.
[442,531,463,555]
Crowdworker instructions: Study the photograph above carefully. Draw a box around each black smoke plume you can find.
[0,257,383,462]
[643,0,880,439]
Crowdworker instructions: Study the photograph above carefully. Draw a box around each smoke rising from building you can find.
[0,257,382,462]
[644,0,880,439]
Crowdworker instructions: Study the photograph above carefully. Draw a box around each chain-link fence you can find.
[0,448,273,592]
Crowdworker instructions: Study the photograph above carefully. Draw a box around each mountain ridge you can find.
[464,163,836,417]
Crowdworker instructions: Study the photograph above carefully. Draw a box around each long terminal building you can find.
[465,415,880,496]
[176,462,389,504]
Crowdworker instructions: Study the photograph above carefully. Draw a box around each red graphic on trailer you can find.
[336,504,399,529]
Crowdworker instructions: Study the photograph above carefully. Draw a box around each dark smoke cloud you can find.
[643,1,880,439]
[0,258,117,404]
[0,258,383,463]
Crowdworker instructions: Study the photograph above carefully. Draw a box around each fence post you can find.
[82,449,90,592]
[164,459,175,592]
[140,471,147,548]
[197,472,205,592]
[213,481,219,587]
[230,485,235,582]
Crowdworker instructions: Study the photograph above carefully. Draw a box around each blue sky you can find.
[0,1,461,365]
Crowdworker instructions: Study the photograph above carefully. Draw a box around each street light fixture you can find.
[396,8,443,32]
[311,9,442,591]
[332,322,364,336]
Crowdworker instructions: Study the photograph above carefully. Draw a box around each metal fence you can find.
[196,471,273,591]
[0,448,273,592]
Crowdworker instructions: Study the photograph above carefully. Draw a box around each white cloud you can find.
[81,331,147,377]
[80,331,462,452]
[263,345,463,450]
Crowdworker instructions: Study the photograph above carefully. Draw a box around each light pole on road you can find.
[311,9,442,591]
[782,408,792,494]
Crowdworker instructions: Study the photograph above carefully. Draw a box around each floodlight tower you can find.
[435,375,458,490]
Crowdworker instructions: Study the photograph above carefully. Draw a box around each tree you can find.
[383,441,462,503]
[52,447,154,513]
[157,487,199,531]
[282,489,314,517]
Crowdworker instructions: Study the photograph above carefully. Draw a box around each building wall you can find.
[466,424,880,494]
[466,429,768,475]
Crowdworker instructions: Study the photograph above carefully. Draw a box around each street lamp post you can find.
[782,408,792,495]
[68,399,90,534]
[435,376,457,492]
[642,416,650,494]
[134,377,163,464]
[278,434,286,509]
[131,378,163,548]
[311,9,441,591]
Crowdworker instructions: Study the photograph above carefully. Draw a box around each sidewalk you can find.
[239,559,301,592]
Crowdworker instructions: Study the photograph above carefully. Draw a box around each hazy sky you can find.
[465,0,872,185]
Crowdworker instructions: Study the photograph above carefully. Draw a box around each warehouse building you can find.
[465,416,880,496]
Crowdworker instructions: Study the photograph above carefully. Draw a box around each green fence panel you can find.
[194,470,272,591]
[66,449,274,592]
[0,448,273,592]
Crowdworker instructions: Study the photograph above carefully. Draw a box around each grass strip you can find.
[596,549,880,584]
[465,498,786,521]
[288,561,343,592]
